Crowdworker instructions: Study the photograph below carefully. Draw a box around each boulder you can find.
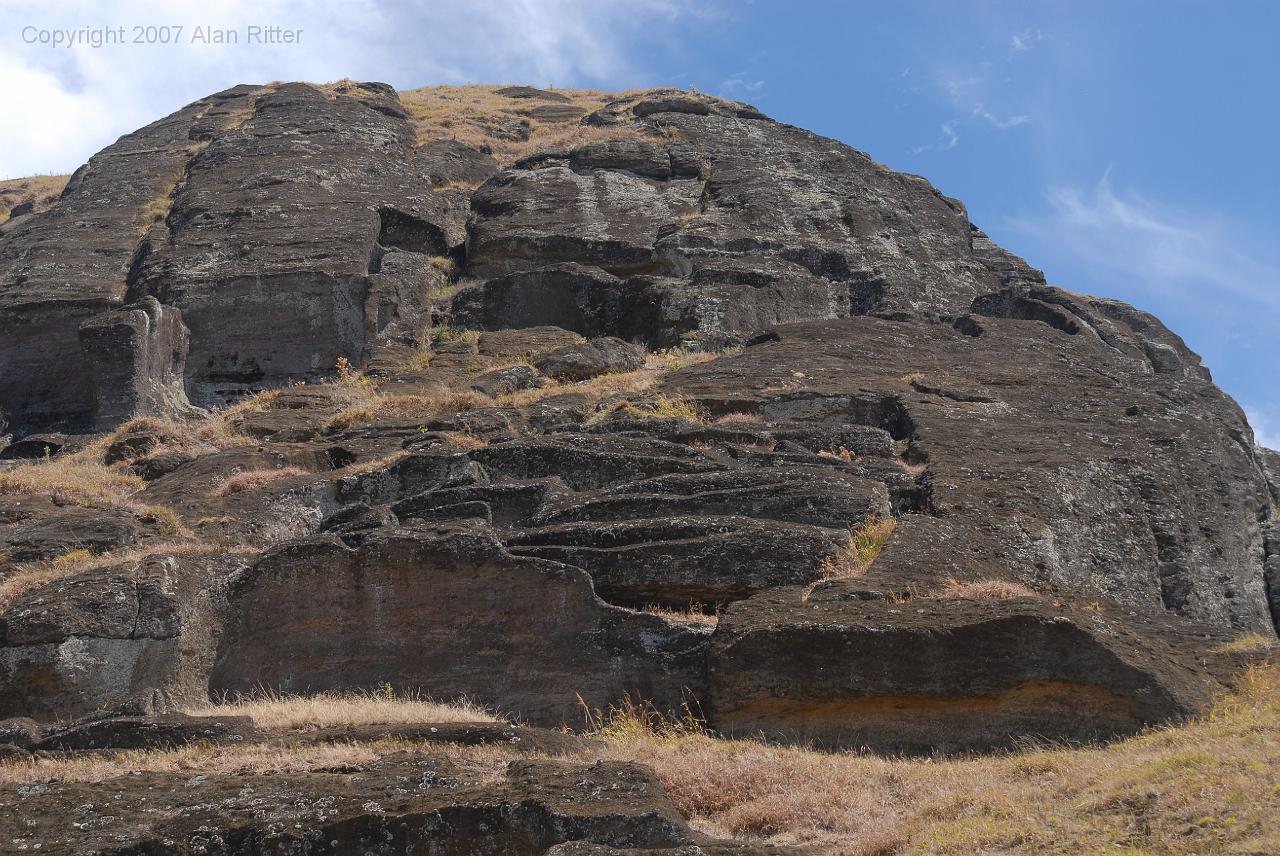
[534,337,646,381]
[209,530,709,727]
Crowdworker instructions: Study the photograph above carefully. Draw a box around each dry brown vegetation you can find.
[936,576,1039,601]
[594,662,1280,854]
[209,467,311,498]
[394,84,647,164]
[0,541,261,610]
[639,604,720,626]
[0,742,386,786]
[0,174,69,223]
[819,514,897,581]
[0,452,185,537]
[1216,632,1277,655]
[596,392,709,425]
[327,390,491,431]
[3,666,1276,853]
[184,688,500,731]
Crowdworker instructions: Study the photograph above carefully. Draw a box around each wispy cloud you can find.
[912,121,959,154]
[719,77,766,98]
[1011,172,1280,311]
[1011,28,1042,52]
[972,103,1030,128]
[0,0,703,178]
[911,50,1033,153]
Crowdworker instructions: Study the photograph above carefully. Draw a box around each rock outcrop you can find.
[0,81,1276,849]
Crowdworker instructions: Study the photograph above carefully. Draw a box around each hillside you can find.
[0,81,1276,854]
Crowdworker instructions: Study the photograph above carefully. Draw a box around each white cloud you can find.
[972,103,1029,128]
[1010,172,1280,312]
[719,77,765,98]
[0,0,701,178]
[1011,28,1042,52]
[911,120,959,154]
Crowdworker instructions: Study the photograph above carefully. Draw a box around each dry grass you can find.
[715,412,767,425]
[395,84,647,164]
[936,576,1039,601]
[0,174,69,223]
[595,662,1280,854]
[595,392,709,425]
[0,742,386,786]
[184,688,501,731]
[328,390,491,431]
[648,348,718,373]
[0,541,261,611]
[0,452,185,535]
[819,515,897,581]
[209,466,311,498]
[498,365,662,409]
[1216,632,1277,655]
[196,388,282,447]
[99,415,214,462]
[818,447,857,463]
[639,604,720,626]
[428,255,457,276]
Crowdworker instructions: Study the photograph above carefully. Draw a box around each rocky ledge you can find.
[0,82,1276,853]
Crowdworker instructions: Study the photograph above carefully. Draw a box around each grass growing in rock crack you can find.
[819,514,897,581]
[638,604,720,625]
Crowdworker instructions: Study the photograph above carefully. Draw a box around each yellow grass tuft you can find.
[639,604,720,626]
[596,392,709,425]
[327,391,491,432]
[428,255,457,276]
[1216,632,1277,655]
[184,688,501,731]
[647,348,718,373]
[715,412,766,425]
[209,467,310,498]
[197,389,282,447]
[819,514,897,581]
[936,576,1038,601]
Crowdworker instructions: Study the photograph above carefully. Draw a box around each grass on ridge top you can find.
[395,84,649,164]
[183,687,501,731]
[0,174,69,223]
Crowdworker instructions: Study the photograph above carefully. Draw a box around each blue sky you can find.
[1,0,1275,444]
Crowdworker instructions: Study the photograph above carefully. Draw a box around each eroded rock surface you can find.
[0,80,1276,851]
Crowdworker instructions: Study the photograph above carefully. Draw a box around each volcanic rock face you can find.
[0,82,1277,832]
